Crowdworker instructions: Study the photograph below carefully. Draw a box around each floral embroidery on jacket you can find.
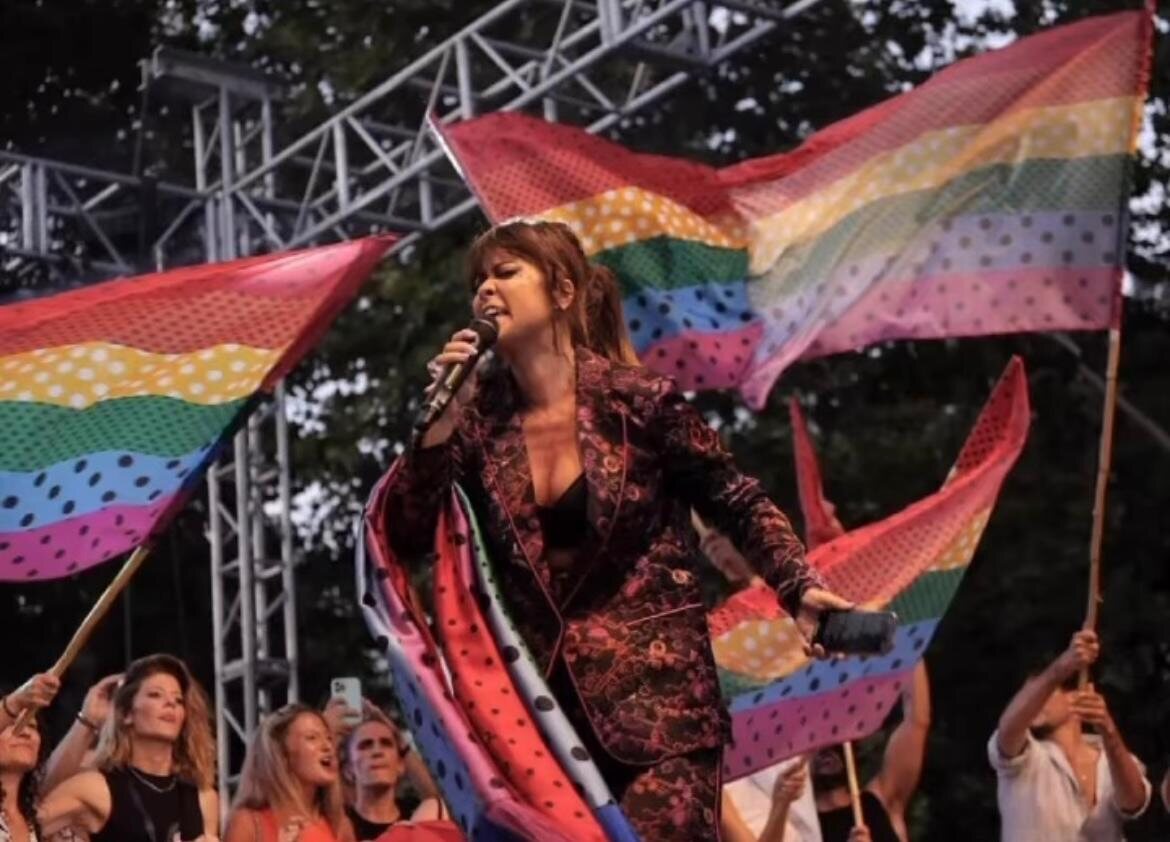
[380,347,820,764]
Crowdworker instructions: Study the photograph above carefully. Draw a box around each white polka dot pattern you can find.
[0,342,281,408]
[540,187,746,256]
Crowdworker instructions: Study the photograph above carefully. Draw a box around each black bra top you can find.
[536,474,588,550]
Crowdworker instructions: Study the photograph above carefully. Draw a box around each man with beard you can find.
[812,662,929,842]
[989,629,1150,841]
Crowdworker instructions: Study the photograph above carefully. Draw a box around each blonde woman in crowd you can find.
[224,704,352,842]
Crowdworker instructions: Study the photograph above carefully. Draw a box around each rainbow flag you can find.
[439,9,1151,408]
[0,237,393,581]
[708,358,1030,778]
[361,474,636,842]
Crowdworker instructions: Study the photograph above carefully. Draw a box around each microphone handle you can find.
[411,317,498,449]
[411,354,479,447]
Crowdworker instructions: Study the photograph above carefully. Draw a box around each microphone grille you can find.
[469,317,500,347]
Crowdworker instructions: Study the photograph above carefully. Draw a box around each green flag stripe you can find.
[887,566,967,624]
[592,236,747,292]
[753,153,1128,288]
[0,397,246,472]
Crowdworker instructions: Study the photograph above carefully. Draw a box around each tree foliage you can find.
[2,1,1168,838]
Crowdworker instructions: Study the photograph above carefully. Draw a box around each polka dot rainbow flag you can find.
[0,236,394,582]
[438,9,1152,409]
[709,357,1030,780]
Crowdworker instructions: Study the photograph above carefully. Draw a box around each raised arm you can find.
[720,791,760,842]
[1072,686,1150,816]
[996,630,1097,759]
[381,329,486,558]
[870,662,930,817]
[758,760,810,842]
[43,673,121,792]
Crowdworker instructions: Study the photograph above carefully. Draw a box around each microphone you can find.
[411,317,499,447]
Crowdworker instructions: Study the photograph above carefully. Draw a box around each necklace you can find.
[128,766,177,794]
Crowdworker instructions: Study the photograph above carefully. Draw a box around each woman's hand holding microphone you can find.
[417,325,492,448]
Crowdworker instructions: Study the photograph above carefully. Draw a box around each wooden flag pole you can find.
[843,740,865,828]
[1081,326,1122,685]
[13,545,153,730]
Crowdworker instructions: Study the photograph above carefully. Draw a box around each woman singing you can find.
[383,220,848,840]
[38,654,218,841]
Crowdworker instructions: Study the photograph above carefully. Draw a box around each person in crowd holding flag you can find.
[37,654,219,842]
[989,629,1151,841]
[720,662,928,842]
[697,515,820,842]
[812,662,929,842]
[382,219,850,840]
[0,693,48,842]
[722,756,821,842]
[224,704,351,842]
[40,675,123,795]
[0,677,60,735]
[699,514,818,842]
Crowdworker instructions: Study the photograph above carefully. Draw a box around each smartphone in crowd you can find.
[813,609,898,656]
[330,676,363,725]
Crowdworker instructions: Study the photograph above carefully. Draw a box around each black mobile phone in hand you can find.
[813,609,898,656]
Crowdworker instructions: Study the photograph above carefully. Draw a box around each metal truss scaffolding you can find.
[0,0,826,801]
[145,50,300,799]
[212,0,824,255]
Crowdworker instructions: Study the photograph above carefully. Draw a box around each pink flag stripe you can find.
[740,268,1112,408]
[362,464,576,841]
[724,670,911,780]
[0,499,177,581]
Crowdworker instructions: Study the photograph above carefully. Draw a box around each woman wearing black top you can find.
[38,654,218,842]
[342,718,442,840]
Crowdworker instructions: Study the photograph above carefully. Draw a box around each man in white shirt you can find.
[989,629,1151,841]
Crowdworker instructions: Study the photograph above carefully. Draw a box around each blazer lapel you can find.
[477,391,546,577]
[562,349,628,609]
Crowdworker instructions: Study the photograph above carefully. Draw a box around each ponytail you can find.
[579,262,640,365]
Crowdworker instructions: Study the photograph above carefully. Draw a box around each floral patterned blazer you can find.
[381,347,819,765]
